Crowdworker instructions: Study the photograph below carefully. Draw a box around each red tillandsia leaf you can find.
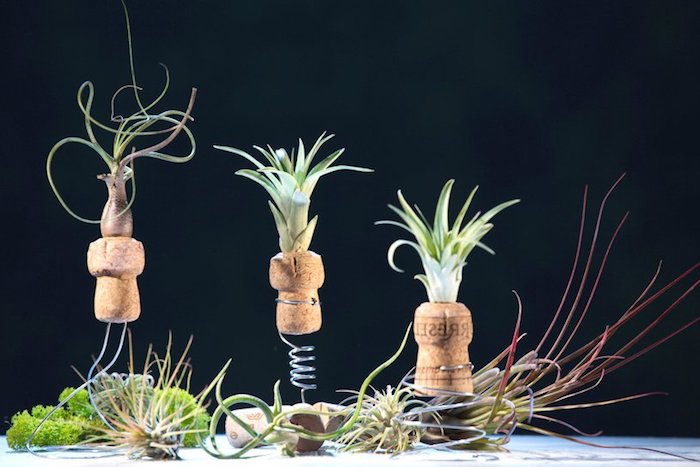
[517,422,698,462]
[543,173,626,363]
[530,414,603,437]
[536,185,588,354]
[487,292,522,426]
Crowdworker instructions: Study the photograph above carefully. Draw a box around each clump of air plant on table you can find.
[87,334,211,459]
[215,133,373,336]
[335,384,435,454]
[378,179,519,394]
[420,175,699,457]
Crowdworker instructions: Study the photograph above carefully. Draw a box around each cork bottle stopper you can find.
[87,237,145,323]
[414,302,473,395]
[269,251,325,335]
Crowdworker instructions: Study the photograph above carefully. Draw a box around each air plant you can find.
[87,334,210,459]
[419,174,699,457]
[197,326,412,458]
[215,133,371,253]
[45,0,196,325]
[378,179,519,394]
[216,133,373,335]
[335,385,434,454]
[378,179,519,303]
[47,1,196,236]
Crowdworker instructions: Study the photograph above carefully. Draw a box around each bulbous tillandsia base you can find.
[414,302,474,395]
[87,237,145,323]
[269,251,325,335]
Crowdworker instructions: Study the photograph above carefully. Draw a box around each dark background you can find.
[1,1,698,438]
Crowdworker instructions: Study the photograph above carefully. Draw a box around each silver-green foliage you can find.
[378,180,519,302]
[215,133,372,252]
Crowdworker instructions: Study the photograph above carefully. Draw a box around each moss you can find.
[6,388,102,451]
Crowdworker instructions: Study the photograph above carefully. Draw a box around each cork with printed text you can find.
[414,301,473,395]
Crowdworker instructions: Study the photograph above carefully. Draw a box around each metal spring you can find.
[278,333,317,404]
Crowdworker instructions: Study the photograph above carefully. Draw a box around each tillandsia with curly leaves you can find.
[418,175,699,460]
[47,0,196,325]
[335,384,436,454]
[85,333,211,459]
[195,326,414,458]
[378,179,519,394]
[216,133,373,335]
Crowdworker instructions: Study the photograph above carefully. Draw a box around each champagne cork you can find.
[225,404,324,452]
[312,402,346,434]
[288,403,325,452]
[414,302,473,395]
[87,237,145,323]
[269,251,325,335]
[225,406,278,448]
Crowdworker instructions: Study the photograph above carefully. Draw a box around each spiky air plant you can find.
[215,133,373,336]
[87,334,210,460]
[335,385,434,454]
[378,179,519,394]
[419,174,699,458]
[197,326,413,459]
[215,133,371,253]
[378,179,519,303]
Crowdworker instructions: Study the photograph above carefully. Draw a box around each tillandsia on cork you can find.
[47,0,196,325]
[36,0,198,458]
[377,179,519,394]
[215,133,372,336]
[196,326,418,458]
[416,175,699,460]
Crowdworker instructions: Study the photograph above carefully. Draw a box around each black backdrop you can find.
[1,1,699,438]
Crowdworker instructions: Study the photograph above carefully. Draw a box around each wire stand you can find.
[26,322,129,459]
[278,332,317,404]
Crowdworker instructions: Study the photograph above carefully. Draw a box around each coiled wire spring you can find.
[278,333,317,403]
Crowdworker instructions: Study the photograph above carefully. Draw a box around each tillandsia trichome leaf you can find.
[378,179,519,302]
[215,132,373,252]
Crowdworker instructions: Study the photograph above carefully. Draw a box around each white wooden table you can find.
[1,435,698,466]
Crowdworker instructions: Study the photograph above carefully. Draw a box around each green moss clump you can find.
[155,387,211,448]
[6,388,102,451]
[59,387,95,419]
